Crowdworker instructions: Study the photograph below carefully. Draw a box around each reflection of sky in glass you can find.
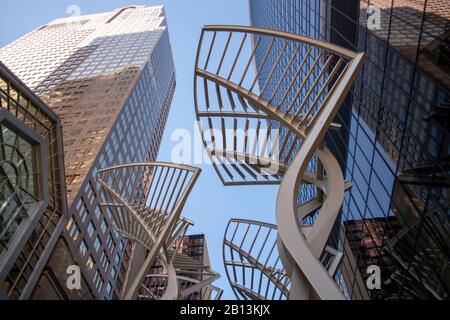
[68,30,164,80]
[0,123,40,257]
[344,108,397,221]
[66,6,167,80]
[250,0,327,205]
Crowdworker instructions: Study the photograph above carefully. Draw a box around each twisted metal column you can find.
[193,25,365,299]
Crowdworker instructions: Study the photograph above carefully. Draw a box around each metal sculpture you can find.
[194,25,365,299]
[96,162,222,300]
[223,219,290,300]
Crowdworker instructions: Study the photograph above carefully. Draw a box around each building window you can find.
[79,240,88,257]
[68,161,89,170]
[111,267,117,279]
[87,222,96,238]
[108,237,116,252]
[82,136,102,145]
[86,256,95,271]
[66,218,75,232]
[66,174,81,186]
[106,282,113,295]
[74,149,94,159]
[93,270,103,292]
[68,221,80,242]
[106,234,113,247]
[100,220,108,234]
[100,250,109,267]
[85,183,96,205]
[103,257,110,271]
[95,205,101,219]
[78,201,88,223]
[94,236,102,252]
[0,123,39,253]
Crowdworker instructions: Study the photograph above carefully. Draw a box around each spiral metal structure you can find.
[96,162,222,300]
[223,219,291,300]
[194,25,365,299]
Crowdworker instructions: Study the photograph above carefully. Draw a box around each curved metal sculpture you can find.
[141,272,223,300]
[223,219,290,300]
[96,162,222,300]
[194,25,365,299]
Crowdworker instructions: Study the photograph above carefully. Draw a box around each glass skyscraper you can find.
[250,0,449,299]
[251,0,329,205]
[0,5,176,299]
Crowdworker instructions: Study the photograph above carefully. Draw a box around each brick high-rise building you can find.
[0,5,176,299]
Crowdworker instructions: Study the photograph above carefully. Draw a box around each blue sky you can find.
[0,0,279,299]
